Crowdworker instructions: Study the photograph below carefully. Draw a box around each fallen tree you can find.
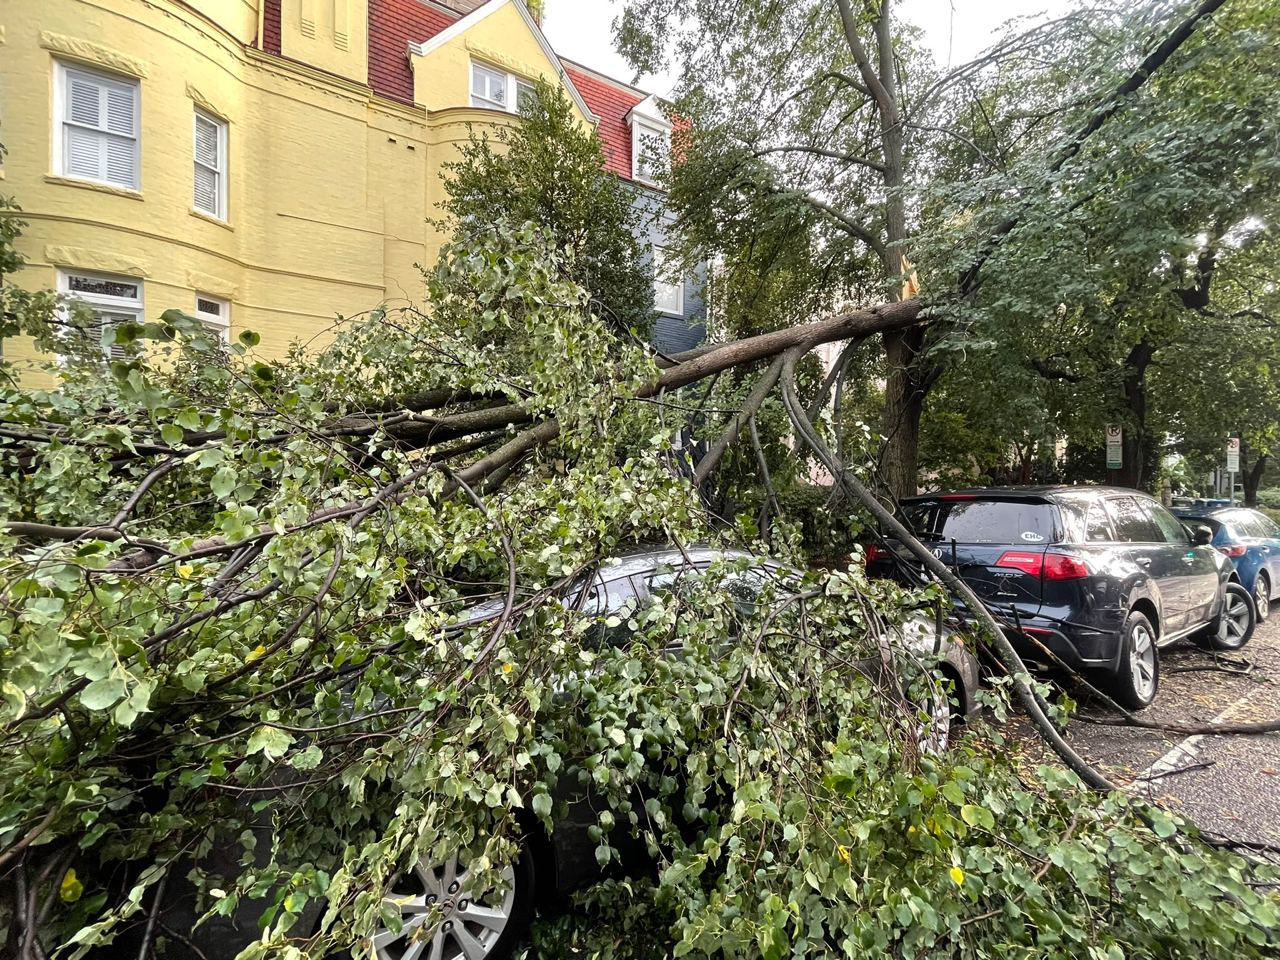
[2,218,1279,960]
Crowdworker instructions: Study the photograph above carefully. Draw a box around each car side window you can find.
[1236,511,1273,538]
[1252,511,1280,538]
[1083,501,1114,542]
[1106,496,1162,543]
[1144,501,1190,545]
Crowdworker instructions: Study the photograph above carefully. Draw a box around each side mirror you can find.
[1193,525,1213,547]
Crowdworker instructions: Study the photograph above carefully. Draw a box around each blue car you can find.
[1173,507,1280,622]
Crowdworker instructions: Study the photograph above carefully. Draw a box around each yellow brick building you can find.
[0,0,614,366]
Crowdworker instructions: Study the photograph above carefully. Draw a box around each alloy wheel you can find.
[918,691,953,755]
[1225,590,1252,645]
[1255,578,1270,621]
[1129,622,1157,704]
[369,854,517,960]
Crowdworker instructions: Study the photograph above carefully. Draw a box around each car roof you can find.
[597,545,761,583]
[904,484,1147,503]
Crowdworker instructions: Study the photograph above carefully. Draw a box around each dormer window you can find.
[470,62,535,114]
[628,96,673,187]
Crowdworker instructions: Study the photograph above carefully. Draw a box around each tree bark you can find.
[1241,439,1267,507]
[880,325,926,496]
[1109,339,1155,489]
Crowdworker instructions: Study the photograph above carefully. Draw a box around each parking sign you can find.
[1227,437,1240,473]
[1106,425,1123,470]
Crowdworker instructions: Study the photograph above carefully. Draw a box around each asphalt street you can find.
[1007,614,1280,855]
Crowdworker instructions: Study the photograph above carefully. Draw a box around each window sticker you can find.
[1020,531,1045,543]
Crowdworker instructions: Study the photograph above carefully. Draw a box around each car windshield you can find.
[902,498,1059,544]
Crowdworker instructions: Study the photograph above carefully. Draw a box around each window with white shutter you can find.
[193,111,227,219]
[194,295,230,343]
[55,63,140,190]
[58,270,143,360]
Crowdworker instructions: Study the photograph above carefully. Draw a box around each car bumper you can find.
[998,616,1122,672]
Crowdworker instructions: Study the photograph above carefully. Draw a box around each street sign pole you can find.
[1226,437,1241,505]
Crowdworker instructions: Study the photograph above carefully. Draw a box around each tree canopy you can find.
[441,80,657,338]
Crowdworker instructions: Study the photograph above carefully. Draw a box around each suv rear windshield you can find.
[902,498,1060,544]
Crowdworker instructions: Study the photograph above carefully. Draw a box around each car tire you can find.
[1107,610,1159,710]
[355,839,537,960]
[1198,581,1256,652]
[1254,573,1271,623]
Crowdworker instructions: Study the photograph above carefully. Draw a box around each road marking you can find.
[1135,691,1258,786]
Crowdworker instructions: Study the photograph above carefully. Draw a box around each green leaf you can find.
[160,423,184,446]
[80,677,126,710]
[246,726,294,761]
[211,466,237,500]
[960,804,995,830]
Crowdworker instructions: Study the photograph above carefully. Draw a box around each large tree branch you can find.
[834,0,899,125]
[765,188,888,260]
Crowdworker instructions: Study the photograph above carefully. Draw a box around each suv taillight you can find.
[995,551,1090,581]
[1043,553,1090,580]
[1217,544,1247,558]
[995,551,1042,576]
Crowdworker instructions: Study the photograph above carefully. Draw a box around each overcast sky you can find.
[544,0,1078,94]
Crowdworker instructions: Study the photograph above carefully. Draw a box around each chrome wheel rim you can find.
[1225,590,1252,646]
[1129,623,1157,703]
[918,689,953,755]
[1255,580,1270,620]
[369,854,516,960]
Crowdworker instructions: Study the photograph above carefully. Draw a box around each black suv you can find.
[867,486,1255,708]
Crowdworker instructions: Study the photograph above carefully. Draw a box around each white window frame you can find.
[53,61,141,190]
[632,119,670,186]
[57,269,144,359]
[653,247,684,317]
[194,294,230,343]
[469,61,535,114]
[192,110,228,221]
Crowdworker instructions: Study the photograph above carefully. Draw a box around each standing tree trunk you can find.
[836,0,922,499]
[1110,339,1155,489]
[1241,438,1268,507]
[881,326,926,496]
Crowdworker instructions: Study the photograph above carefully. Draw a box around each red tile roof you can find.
[562,64,644,180]
[368,0,457,104]
[257,0,651,178]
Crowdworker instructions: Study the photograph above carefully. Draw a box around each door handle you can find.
[1182,557,1196,565]
[1135,557,1152,567]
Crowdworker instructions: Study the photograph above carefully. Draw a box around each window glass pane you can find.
[902,498,1059,544]
[1106,497,1162,543]
[653,247,682,314]
[516,81,536,112]
[67,274,139,301]
[1248,511,1280,538]
[471,64,506,106]
[1144,501,1189,544]
[635,122,669,182]
[1083,501,1113,542]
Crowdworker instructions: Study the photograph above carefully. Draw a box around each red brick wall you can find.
[563,65,643,181]
[263,0,281,55]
